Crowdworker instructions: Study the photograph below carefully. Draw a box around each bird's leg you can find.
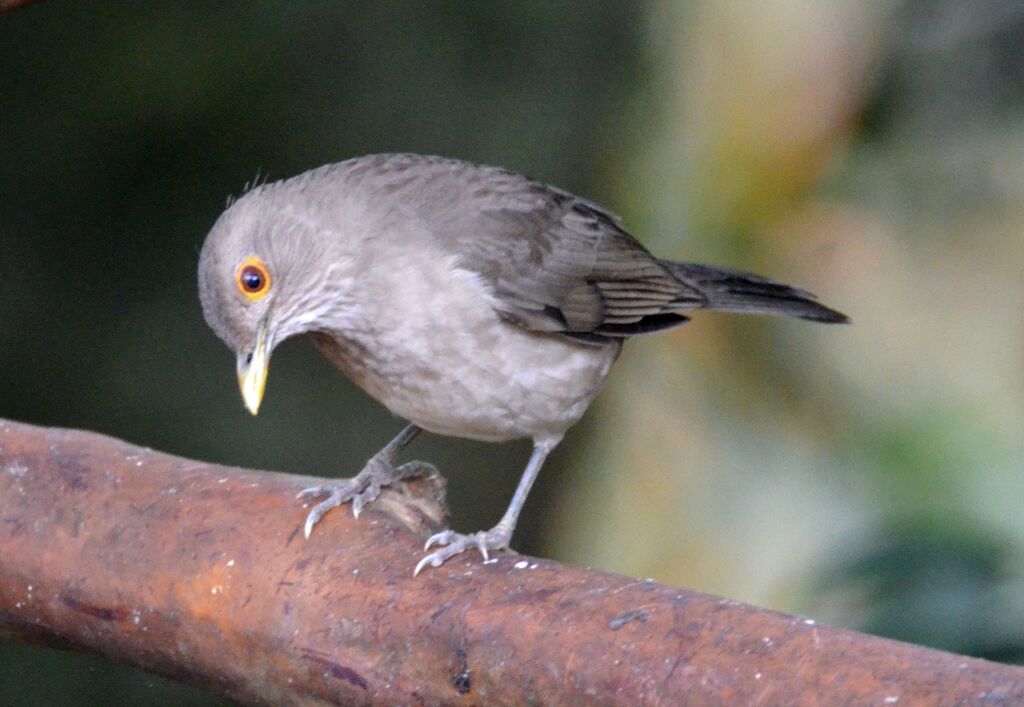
[414,435,561,576]
[298,424,436,538]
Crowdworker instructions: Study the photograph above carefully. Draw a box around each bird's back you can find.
[309,154,845,340]
[304,155,698,340]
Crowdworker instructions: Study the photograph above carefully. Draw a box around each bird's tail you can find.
[660,261,849,324]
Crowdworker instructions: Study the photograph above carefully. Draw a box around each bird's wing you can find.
[425,161,707,342]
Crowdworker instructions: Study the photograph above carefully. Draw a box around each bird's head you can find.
[197,184,358,415]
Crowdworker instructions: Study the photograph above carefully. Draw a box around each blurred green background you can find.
[2,1,1023,703]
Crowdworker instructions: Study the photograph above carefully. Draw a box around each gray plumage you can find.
[198,153,848,574]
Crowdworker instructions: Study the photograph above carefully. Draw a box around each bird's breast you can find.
[311,254,619,442]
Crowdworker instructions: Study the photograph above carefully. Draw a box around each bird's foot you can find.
[414,525,513,576]
[298,458,437,538]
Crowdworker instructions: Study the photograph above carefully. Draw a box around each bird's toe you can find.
[299,456,440,539]
[296,485,328,500]
[413,528,511,576]
[299,478,363,537]
[423,529,456,551]
[350,481,381,518]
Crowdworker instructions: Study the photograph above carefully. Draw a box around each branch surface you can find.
[1,418,1022,705]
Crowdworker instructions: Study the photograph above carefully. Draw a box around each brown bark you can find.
[0,417,1022,705]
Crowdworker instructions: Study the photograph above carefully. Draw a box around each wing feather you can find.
[424,161,703,341]
[346,154,707,341]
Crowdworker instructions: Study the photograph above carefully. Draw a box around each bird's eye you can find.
[236,257,271,300]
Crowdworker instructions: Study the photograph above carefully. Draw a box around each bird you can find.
[198,153,848,575]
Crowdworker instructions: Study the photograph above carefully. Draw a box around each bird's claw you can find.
[423,529,456,551]
[298,460,438,538]
[413,527,511,576]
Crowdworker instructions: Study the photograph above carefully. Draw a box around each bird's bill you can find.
[236,322,273,415]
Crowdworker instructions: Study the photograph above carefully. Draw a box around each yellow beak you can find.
[236,323,273,415]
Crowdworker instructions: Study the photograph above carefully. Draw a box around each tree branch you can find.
[0,418,1022,705]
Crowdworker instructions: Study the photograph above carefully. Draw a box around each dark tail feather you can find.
[661,261,849,324]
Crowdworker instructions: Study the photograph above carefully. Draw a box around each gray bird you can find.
[198,153,847,575]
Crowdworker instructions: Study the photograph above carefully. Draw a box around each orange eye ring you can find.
[236,257,271,300]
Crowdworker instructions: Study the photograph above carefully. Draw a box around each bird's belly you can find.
[314,323,619,443]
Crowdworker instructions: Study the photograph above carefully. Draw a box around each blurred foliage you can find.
[812,515,1024,663]
[1,0,1023,704]
[547,0,1024,670]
